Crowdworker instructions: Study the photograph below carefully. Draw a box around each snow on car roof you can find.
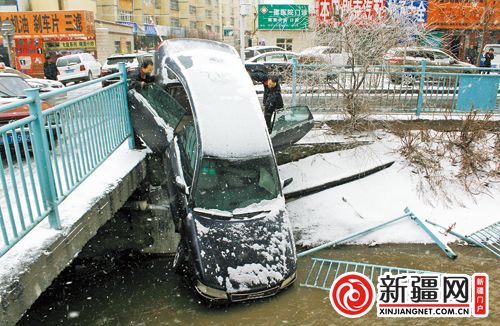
[158,39,273,159]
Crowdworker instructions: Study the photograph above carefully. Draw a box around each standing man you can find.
[263,76,283,133]
[483,48,495,74]
[43,54,58,80]
[129,60,154,90]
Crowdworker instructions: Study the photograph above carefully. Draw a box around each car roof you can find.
[246,51,297,62]
[157,39,273,159]
[0,73,24,78]
[389,47,447,53]
[246,46,283,51]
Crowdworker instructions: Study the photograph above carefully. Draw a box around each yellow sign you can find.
[44,40,96,50]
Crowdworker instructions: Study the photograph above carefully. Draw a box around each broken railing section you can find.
[426,220,500,259]
[297,208,457,259]
[301,258,437,291]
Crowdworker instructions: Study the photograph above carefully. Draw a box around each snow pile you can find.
[226,263,283,292]
[283,131,499,246]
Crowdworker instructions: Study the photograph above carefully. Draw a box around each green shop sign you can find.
[258,4,309,30]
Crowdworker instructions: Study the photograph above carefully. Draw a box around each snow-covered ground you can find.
[281,131,499,247]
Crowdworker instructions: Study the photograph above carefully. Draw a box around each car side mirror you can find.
[175,176,189,195]
[283,177,293,188]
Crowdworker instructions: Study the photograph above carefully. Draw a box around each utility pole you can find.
[239,0,251,62]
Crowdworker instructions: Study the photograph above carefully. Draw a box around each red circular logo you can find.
[329,272,375,318]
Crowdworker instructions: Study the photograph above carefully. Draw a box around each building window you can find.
[277,38,293,51]
[206,10,212,19]
[206,25,212,32]
[114,41,121,53]
[206,0,212,5]
[171,18,180,27]
[155,0,161,9]
[171,0,179,10]
[189,5,197,14]
[143,15,154,24]
[189,21,197,29]
[126,41,132,53]
[118,10,132,22]
[155,17,160,25]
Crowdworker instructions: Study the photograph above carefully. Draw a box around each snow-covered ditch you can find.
[280,132,499,247]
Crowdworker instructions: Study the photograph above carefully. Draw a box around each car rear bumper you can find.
[57,71,88,83]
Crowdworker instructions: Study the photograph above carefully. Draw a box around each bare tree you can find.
[306,4,427,128]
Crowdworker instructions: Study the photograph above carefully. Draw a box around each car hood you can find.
[188,197,296,293]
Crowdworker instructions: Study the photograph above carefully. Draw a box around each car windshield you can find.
[194,156,280,212]
[106,57,138,65]
[0,76,30,97]
[57,56,81,67]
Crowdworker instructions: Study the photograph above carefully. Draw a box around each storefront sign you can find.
[0,10,94,36]
[258,4,309,30]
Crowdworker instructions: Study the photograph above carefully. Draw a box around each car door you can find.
[127,83,187,153]
[270,105,314,151]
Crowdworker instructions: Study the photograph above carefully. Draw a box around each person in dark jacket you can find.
[249,70,283,133]
[129,60,155,90]
[483,48,495,74]
[263,76,283,133]
[43,54,58,80]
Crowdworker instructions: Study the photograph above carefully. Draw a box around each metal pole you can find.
[118,62,136,149]
[297,213,412,257]
[416,60,427,116]
[239,2,245,63]
[25,88,61,229]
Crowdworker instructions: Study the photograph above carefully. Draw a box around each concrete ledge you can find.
[0,145,148,326]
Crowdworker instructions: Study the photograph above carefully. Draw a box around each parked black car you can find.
[128,39,314,303]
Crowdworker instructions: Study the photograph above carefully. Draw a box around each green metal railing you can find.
[289,59,500,115]
[0,63,134,257]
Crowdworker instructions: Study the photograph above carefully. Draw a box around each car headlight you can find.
[195,281,228,299]
[280,272,296,289]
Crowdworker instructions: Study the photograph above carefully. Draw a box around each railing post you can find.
[118,62,135,149]
[416,60,427,117]
[291,57,297,106]
[25,88,61,229]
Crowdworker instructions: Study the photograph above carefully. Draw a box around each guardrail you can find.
[0,63,135,257]
[290,59,500,115]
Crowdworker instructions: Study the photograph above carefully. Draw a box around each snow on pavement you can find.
[282,132,499,246]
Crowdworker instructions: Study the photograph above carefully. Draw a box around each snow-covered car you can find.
[384,47,475,84]
[0,74,52,146]
[298,46,349,65]
[127,39,314,302]
[101,53,153,86]
[244,45,285,60]
[244,51,298,82]
[56,53,102,85]
[0,65,65,92]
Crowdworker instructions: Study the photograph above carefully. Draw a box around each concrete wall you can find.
[95,19,135,63]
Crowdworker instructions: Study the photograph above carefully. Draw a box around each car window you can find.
[0,76,30,97]
[244,50,254,60]
[106,57,137,65]
[194,156,280,211]
[138,83,186,130]
[433,51,450,60]
[324,48,341,54]
[265,54,286,63]
[285,54,296,61]
[177,121,197,185]
[57,56,81,67]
